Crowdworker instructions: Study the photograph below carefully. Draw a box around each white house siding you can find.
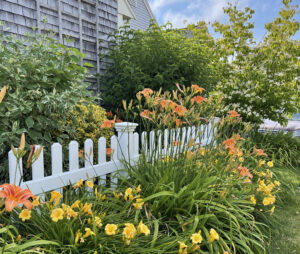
[0,0,118,90]
[129,0,152,30]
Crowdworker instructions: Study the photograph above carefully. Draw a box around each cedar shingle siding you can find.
[0,0,118,89]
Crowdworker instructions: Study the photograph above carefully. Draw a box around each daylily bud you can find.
[34,146,43,161]
[0,86,6,103]
[19,133,25,150]
[122,100,127,111]
[26,145,36,168]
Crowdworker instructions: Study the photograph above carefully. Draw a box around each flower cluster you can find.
[178,228,221,254]
[132,84,215,129]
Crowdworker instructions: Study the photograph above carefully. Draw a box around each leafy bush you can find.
[0,29,91,182]
[249,131,300,167]
[61,103,114,153]
[100,22,219,113]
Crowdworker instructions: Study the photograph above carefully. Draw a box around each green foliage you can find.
[213,0,300,124]
[63,103,113,146]
[0,29,91,182]
[100,22,219,113]
[249,131,300,167]
[1,184,179,253]
[0,225,58,253]
[118,114,282,253]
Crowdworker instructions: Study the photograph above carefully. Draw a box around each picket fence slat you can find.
[98,137,106,164]
[141,131,147,154]
[84,139,93,168]
[9,150,22,185]
[32,145,44,180]
[133,132,139,157]
[52,143,63,176]
[7,121,218,196]
[149,131,155,156]
[111,135,118,161]
[69,141,79,171]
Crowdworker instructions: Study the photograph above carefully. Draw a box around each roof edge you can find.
[121,0,137,20]
[143,0,155,20]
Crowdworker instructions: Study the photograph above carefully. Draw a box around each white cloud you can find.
[149,0,251,28]
[149,0,186,16]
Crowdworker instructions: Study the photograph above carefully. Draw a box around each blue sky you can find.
[148,0,300,41]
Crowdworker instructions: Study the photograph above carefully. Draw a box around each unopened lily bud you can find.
[26,145,36,168]
[19,133,25,150]
[0,86,6,103]
[128,100,133,110]
[34,146,43,161]
[122,100,127,111]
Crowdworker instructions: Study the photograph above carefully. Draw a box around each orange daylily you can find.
[140,110,151,119]
[160,99,177,110]
[253,148,267,156]
[238,166,253,179]
[107,111,113,118]
[223,134,244,155]
[174,105,188,117]
[78,149,84,158]
[228,110,240,118]
[222,138,235,149]
[191,96,207,104]
[191,85,205,94]
[0,184,35,212]
[106,148,113,155]
[137,88,153,97]
[175,119,181,127]
[100,120,114,129]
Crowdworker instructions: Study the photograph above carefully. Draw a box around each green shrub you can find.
[100,23,219,114]
[0,29,91,182]
[59,103,114,164]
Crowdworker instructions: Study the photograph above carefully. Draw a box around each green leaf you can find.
[83,62,94,68]
[142,191,177,202]
[25,117,34,129]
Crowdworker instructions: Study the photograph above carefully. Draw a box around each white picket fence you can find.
[8,121,217,196]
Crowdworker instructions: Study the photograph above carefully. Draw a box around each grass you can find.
[268,167,300,253]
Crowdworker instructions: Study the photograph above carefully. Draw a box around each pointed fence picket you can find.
[8,120,218,197]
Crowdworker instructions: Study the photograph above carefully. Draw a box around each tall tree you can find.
[213,0,299,124]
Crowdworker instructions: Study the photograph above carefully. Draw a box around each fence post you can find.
[114,122,138,162]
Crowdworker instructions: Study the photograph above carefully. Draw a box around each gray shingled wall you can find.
[129,0,151,30]
[0,0,118,90]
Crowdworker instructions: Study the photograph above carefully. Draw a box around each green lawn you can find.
[268,167,300,253]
